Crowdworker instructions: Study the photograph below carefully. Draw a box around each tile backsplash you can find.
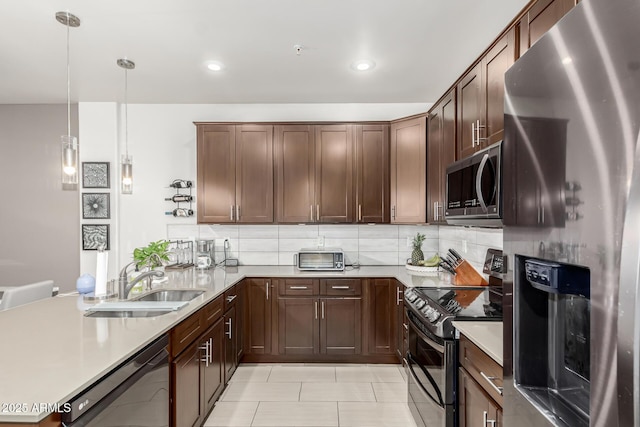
[167,224,502,268]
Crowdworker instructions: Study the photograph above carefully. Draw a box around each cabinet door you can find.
[320,298,362,355]
[482,28,516,146]
[235,125,274,223]
[427,109,442,224]
[355,124,390,223]
[278,298,319,355]
[172,341,203,427]
[390,116,427,224]
[315,125,354,223]
[244,278,272,355]
[224,305,237,383]
[275,125,316,223]
[197,125,236,223]
[202,318,224,414]
[395,282,405,362]
[459,368,492,427]
[367,279,398,355]
[457,64,483,159]
[520,0,578,55]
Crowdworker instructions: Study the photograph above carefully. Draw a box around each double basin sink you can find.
[85,289,205,318]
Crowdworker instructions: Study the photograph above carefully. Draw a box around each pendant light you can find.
[56,11,81,189]
[117,58,135,194]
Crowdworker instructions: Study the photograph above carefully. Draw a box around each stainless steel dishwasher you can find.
[62,335,169,426]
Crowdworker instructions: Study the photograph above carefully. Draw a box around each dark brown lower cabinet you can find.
[224,305,238,383]
[172,317,224,427]
[395,281,407,363]
[459,368,502,427]
[366,278,398,355]
[244,278,273,355]
[278,297,362,356]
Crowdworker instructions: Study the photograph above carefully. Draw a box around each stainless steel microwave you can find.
[445,141,502,227]
[295,248,345,271]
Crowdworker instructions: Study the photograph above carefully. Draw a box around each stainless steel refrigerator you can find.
[502,0,640,425]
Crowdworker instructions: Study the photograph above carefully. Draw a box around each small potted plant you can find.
[133,239,170,272]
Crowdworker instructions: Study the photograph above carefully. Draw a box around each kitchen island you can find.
[0,265,471,424]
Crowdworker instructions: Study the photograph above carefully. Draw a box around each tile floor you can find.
[203,363,418,427]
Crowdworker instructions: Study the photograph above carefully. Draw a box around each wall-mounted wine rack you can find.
[165,179,194,217]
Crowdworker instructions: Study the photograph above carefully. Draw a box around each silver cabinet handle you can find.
[310,205,314,221]
[236,205,240,221]
[226,318,232,339]
[290,286,308,290]
[392,205,396,220]
[358,204,362,222]
[208,338,213,364]
[396,287,402,305]
[199,340,210,367]
[316,205,320,222]
[226,295,237,303]
[321,300,325,319]
[332,285,350,290]
[266,282,269,300]
[230,205,234,221]
[483,410,497,427]
[315,301,318,319]
[403,323,409,331]
[472,122,476,147]
[480,371,503,396]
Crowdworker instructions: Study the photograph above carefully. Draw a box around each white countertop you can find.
[0,265,476,422]
[452,320,503,366]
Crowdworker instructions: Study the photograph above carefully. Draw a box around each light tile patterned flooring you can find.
[204,364,418,427]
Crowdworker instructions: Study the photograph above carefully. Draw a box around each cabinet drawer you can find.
[279,279,319,296]
[171,310,205,358]
[459,334,503,406]
[224,285,239,310]
[204,295,224,325]
[321,279,361,296]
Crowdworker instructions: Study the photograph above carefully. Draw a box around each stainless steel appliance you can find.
[196,239,214,269]
[445,141,502,227]
[62,335,169,426]
[294,248,344,271]
[404,285,502,427]
[502,0,640,425]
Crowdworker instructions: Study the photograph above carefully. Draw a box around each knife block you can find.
[453,260,488,286]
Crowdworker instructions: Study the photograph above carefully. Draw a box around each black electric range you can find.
[404,286,502,339]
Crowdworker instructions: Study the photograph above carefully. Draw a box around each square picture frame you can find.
[82,224,110,250]
[82,162,110,189]
[82,193,110,219]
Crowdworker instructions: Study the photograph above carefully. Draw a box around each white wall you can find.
[77,102,430,276]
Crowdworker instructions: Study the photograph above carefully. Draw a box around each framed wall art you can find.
[82,162,110,189]
[82,224,110,250]
[82,193,110,219]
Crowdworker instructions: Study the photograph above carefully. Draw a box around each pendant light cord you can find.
[125,67,129,158]
[66,14,71,138]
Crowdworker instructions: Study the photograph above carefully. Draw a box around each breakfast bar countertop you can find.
[0,265,482,423]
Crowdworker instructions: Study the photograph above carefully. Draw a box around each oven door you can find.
[406,311,456,427]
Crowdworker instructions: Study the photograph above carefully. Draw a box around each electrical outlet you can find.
[317,235,325,247]
[406,236,413,247]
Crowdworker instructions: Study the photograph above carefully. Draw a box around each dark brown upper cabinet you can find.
[427,90,456,224]
[197,124,273,223]
[457,28,516,159]
[275,124,354,223]
[355,124,390,223]
[519,0,579,56]
[390,116,427,224]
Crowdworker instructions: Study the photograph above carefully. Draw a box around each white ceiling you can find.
[0,0,529,104]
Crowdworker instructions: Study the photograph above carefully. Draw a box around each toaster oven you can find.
[295,248,345,271]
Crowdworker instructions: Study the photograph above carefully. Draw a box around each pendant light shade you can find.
[118,58,135,194]
[56,11,80,189]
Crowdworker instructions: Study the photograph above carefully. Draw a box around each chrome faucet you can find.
[118,261,165,300]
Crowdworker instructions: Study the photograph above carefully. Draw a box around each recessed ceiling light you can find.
[351,60,376,72]
[206,61,224,71]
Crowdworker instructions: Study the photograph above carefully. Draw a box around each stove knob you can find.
[421,305,432,315]
[415,299,426,309]
[428,311,441,323]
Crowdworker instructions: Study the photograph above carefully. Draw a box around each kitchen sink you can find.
[85,310,173,318]
[133,289,205,302]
